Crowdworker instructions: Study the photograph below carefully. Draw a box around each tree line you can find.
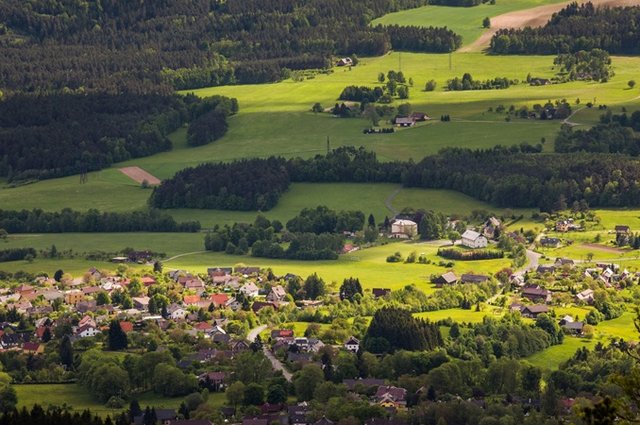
[446,73,515,90]
[0,0,461,94]
[0,209,200,233]
[490,2,640,54]
[0,248,36,263]
[0,93,237,182]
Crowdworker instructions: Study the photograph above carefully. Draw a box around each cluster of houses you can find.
[392,112,430,128]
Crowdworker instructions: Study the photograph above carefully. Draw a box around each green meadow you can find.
[14,383,225,417]
[371,0,567,47]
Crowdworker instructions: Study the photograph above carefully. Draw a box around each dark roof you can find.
[563,321,584,330]
[615,225,630,232]
[522,286,549,297]
[372,288,391,297]
[461,274,489,284]
[522,305,549,314]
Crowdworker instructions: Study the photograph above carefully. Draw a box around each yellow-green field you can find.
[372,0,567,46]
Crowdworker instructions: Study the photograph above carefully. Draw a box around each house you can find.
[134,409,177,425]
[230,339,250,353]
[461,230,488,249]
[483,217,501,239]
[252,301,277,313]
[540,237,561,248]
[184,278,205,292]
[554,257,575,269]
[141,276,157,287]
[562,321,584,335]
[198,371,226,391]
[575,289,594,304]
[522,285,552,303]
[375,386,407,407]
[22,342,44,354]
[337,57,353,67]
[615,225,630,235]
[208,268,232,284]
[210,293,230,308]
[119,321,134,333]
[132,296,150,310]
[315,417,335,425]
[240,282,260,298]
[394,116,415,127]
[64,290,84,305]
[536,265,556,275]
[410,112,430,121]
[433,271,458,287]
[271,329,294,340]
[183,295,201,305]
[166,420,213,425]
[555,219,578,232]
[267,285,287,302]
[168,305,188,320]
[520,304,549,318]
[372,288,391,298]
[236,266,261,276]
[344,336,360,353]
[460,274,489,284]
[77,324,100,338]
[289,404,312,425]
[390,219,417,238]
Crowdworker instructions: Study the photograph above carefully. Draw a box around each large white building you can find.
[461,230,488,248]
[391,219,418,239]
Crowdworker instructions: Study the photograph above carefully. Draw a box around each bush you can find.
[386,252,403,262]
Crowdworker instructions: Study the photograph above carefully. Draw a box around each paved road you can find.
[246,325,293,382]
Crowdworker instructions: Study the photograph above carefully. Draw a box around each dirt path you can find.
[581,243,627,254]
[119,166,161,185]
[563,106,586,126]
[384,186,402,216]
[461,0,640,52]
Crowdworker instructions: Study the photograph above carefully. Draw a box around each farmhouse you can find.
[461,230,488,249]
[267,285,287,302]
[433,271,458,287]
[391,219,417,239]
[482,217,501,239]
[562,321,585,335]
[615,225,630,235]
[554,257,575,269]
[540,237,560,248]
[337,57,353,67]
[372,288,391,298]
[394,116,415,127]
[520,304,549,318]
[575,289,594,303]
[410,112,430,121]
[522,285,552,303]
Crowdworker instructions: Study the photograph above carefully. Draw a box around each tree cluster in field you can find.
[446,73,515,91]
[437,248,504,260]
[490,3,640,54]
[404,147,640,210]
[492,99,572,122]
[553,49,613,82]
[204,208,351,260]
[364,307,443,353]
[379,25,461,53]
[0,248,36,263]
[0,0,461,93]
[0,93,236,182]
[0,209,200,233]
[149,157,290,211]
[555,109,640,155]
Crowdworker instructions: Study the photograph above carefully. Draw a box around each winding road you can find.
[247,325,293,382]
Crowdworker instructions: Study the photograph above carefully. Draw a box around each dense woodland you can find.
[0,93,237,182]
[490,2,640,54]
[0,209,200,233]
[157,144,640,212]
[0,0,461,93]
[149,158,290,211]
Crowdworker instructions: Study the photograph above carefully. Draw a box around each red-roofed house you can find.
[22,342,44,354]
[210,293,230,307]
[119,321,134,333]
[184,295,201,305]
[141,276,157,286]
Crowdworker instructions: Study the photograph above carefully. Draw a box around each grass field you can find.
[526,337,596,370]
[371,0,567,46]
[13,383,227,417]
[1,52,638,226]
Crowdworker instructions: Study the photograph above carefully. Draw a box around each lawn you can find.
[526,337,596,370]
[13,383,227,417]
[371,0,567,47]
[413,306,504,324]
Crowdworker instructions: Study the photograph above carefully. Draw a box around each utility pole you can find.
[326,136,330,154]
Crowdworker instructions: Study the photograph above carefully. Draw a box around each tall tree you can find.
[108,320,128,351]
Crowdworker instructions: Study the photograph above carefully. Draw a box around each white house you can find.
[266,285,287,302]
[239,282,260,298]
[344,336,360,353]
[391,219,418,239]
[168,304,188,320]
[461,230,488,249]
[77,324,100,338]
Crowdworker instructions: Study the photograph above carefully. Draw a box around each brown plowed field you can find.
[119,166,161,185]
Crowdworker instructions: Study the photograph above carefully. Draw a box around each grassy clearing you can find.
[526,337,596,370]
[13,383,226,417]
[414,306,503,323]
[371,0,567,46]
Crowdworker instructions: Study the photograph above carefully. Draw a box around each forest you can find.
[0,0,461,93]
[490,2,640,54]
[149,158,290,211]
[0,93,237,182]
[0,209,201,233]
